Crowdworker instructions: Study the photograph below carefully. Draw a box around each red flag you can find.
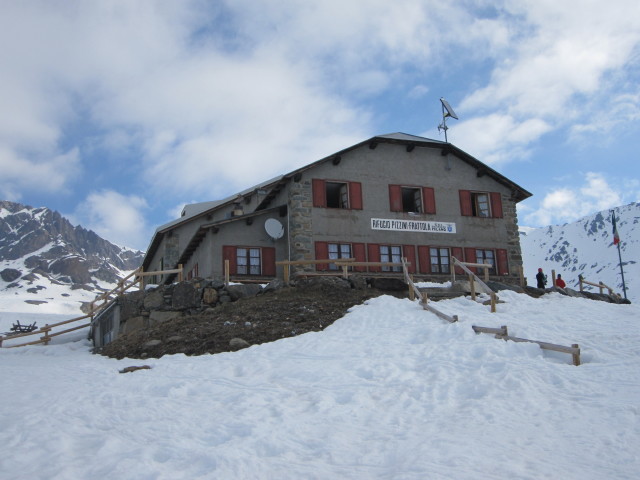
[612,212,620,245]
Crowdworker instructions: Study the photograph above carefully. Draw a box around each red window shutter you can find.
[352,243,366,272]
[389,185,403,212]
[451,247,464,274]
[312,179,326,207]
[418,246,431,274]
[315,241,329,271]
[367,243,381,272]
[349,182,363,210]
[222,246,237,275]
[490,192,503,218]
[459,190,472,216]
[464,247,477,273]
[497,249,509,275]
[262,247,276,276]
[423,187,436,214]
[403,245,416,274]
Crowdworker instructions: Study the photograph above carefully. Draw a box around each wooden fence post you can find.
[598,282,604,294]
[41,325,51,346]
[572,344,581,366]
[421,292,428,305]
[484,261,489,282]
[283,264,290,284]
[579,274,584,292]
[0,335,3,347]
[409,280,415,301]
[224,260,230,286]
[552,269,556,287]
[490,293,497,313]
[469,274,476,300]
[178,264,184,282]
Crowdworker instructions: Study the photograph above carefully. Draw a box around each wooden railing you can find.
[275,258,407,284]
[578,274,621,298]
[1,264,185,349]
[451,256,498,312]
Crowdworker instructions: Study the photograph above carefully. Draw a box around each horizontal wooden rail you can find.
[276,258,355,266]
[472,324,581,366]
[451,257,494,295]
[137,268,183,277]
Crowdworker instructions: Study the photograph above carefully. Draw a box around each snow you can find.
[2,291,639,479]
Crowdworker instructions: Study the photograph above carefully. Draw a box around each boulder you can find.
[149,311,182,326]
[143,289,165,309]
[226,284,262,301]
[202,287,219,305]
[171,282,199,309]
[0,268,21,282]
[229,338,250,350]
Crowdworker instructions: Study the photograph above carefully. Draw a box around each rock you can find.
[119,365,151,374]
[122,316,147,334]
[229,338,250,349]
[0,268,21,282]
[262,278,286,292]
[349,275,368,290]
[171,282,199,309]
[143,289,165,309]
[368,277,407,291]
[24,300,47,305]
[226,284,262,301]
[202,287,218,305]
[143,340,162,349]
[149,311,182,326]
[167,336,184,342]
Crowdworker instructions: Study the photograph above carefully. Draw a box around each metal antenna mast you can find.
[437,97,458,143]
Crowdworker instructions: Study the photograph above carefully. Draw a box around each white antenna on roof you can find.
[437,97,458,143]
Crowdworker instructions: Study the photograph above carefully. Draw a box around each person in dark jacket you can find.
[556,274,566,289]
[536,268,547,289]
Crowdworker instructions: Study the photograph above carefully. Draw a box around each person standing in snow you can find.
[536,268,547,289]
[555,274,566,289]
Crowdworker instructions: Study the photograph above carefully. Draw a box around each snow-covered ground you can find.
[2,291,639,479]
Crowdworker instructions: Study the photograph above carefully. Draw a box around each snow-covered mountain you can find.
[520,202,638,302]
[0,200,144,314]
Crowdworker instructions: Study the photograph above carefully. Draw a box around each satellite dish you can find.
[265,218,284,240]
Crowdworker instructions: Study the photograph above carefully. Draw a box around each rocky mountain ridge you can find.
[0,200,145,312]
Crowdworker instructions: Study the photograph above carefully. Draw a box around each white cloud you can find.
[75,191,150,250]
[523,172,626,226]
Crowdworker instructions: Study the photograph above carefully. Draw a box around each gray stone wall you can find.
[288,179,314,273]
[503,193,524,276]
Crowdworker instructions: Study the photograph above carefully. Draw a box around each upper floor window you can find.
[389,185,436,214]
[472,192,490,217]
[459,190,503,218]
[312,179,363,210]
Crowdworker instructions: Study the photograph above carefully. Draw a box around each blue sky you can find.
[1,1,639,251]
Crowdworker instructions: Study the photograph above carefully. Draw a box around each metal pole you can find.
[616,241,628,300]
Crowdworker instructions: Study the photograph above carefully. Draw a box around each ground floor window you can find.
[475,249,496,275]
[328,243,352,270]
[380,245,402,272]
[237,248,261,275]
[430,247,450,274]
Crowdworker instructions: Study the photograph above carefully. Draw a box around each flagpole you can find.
[611,210,628,300]
[616,242,627,300]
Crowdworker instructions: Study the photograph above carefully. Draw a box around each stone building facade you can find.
[142,133,531,284]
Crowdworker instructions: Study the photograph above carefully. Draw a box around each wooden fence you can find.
[577,274,621,297]
[1,264,184,349]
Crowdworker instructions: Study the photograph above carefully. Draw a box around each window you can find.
[379,245,403,272]
[401,187,422,213]
[328,243,352,270]
[472,192,490,217]
[475,249,496,275]
[237,248,261,275]
[389,185,436,214]
[430,247,451,274]
[459,190,503,218]
[326,182,349,209]
[312,179,363,210]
